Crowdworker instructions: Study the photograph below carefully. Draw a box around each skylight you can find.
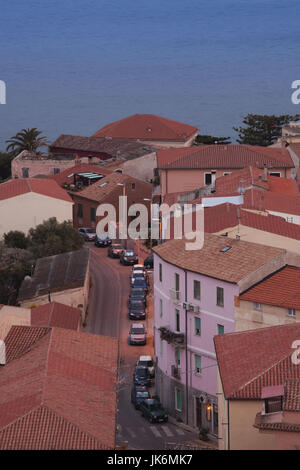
[220,246,232,253]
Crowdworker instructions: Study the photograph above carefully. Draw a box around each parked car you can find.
[120,250,138,266]
[129,288,147,305]
[131,385,151,409]
[137,355,155,377]
[144,254,153,269]
[108,243,124,258]
[94,235,112,247]
[132,278,148,293]
[128,299,146,320]
[132,366,151,388]
[129,323,146,346]
[130,271,147,287]
[78,227,96,241]
[139,399,168,423]
[132,264,146,275]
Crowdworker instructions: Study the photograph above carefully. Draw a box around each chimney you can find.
[0,340,6,365]
[263,164,268,182]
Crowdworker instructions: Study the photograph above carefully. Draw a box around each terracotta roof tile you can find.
[92,114,198,142]
[153,233,284,284]
[31,302,81,330]
[157,145,294,169]
[0,326,118,449]
[50,134,156,159]
[214,323,300,400]
[0,178,73,203]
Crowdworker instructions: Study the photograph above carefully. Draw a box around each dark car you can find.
[120,250,138,266]
[144,254,153,269]
[131,386,151,409]
[94,235,112,247]
[128,299,146,320]
[130,271,147,287]
[139,399,168,423]
[78,227,96,241]
[129,288,147,305]
[108,243,124,258]
[132,366,151,387]
[132,278,148,293]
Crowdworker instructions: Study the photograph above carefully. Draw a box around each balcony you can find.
[171,364,181,379]
[169,288,181,305]
[159,326,185,346]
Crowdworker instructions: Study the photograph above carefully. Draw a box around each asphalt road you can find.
[85,243,198,450]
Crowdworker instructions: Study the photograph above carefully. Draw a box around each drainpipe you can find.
[227,399,230,450]
[184,269,188,426]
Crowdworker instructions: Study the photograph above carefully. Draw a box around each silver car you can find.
[129,323,146,346]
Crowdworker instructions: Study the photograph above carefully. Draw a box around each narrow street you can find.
[85,243,198,450]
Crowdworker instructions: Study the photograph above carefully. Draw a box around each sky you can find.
[0,0,300,149]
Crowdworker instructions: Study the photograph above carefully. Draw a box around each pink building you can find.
[152,234,287,435]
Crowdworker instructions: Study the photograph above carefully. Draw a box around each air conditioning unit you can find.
[182,302,188,309]
[188,304,200,313]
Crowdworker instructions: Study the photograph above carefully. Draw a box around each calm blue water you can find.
[0,0,300,148]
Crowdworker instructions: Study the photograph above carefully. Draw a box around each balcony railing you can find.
[159,326,185,346]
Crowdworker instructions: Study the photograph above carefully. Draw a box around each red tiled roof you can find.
[240,266,300,310]
[92,114,198,142]
[213,167,299,196]
[204,203,300,241]
[243,188,300,216]
[52,163,112,186]
[0,326,118,449]
[214,323,300,400]
[31,302,81,330]
[153,233,284,284]
[0,178,73,203]
[157,145,294,169]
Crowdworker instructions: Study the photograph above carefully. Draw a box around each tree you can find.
[0,151,14,181]
[194,135,231,145]
[6,128,48,156]
[27,217,84,259]
[4,231,28,249]
[233,114,300,146]
[0,244,34,305]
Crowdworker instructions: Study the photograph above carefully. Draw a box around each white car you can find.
[132,264,146,274]
[137,355,155,377]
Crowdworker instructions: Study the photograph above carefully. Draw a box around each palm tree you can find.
[6,128,48,156]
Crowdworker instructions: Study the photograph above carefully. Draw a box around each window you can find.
[90,207,96,222]
[253,302,262,311]
[175,388,182,411]
[159,299,163,318]
[223,172,231,176]
[206,403,212,421]
[194,280,201,300]
[217,324,224,335]
[194,317,201,336]
[160,337,163,356]
[77,203,83,218]
[287,308,296,318]
[216,287,224,307]
[175,347,180,366]
[22,167,29,178]
[159,263,162,282]
[175,309,180,332]
[175,273,180,292]
[131,183,135,191]
[195,355,202,375]
[204,173,212,185]
[269,172,281,177]
[53,168,60,174]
